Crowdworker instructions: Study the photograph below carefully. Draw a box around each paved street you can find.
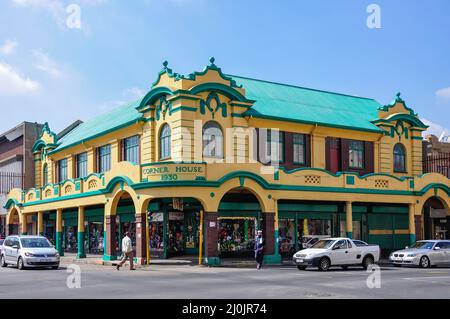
[1,262,450,299]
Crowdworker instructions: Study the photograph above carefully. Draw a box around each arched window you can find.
[42,163,48,186]
[394,143,406,172]
[160,124,171,160]
[203,121,224,158]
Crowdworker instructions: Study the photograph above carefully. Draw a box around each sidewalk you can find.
[60,254,392,268]
[60,253,194,268]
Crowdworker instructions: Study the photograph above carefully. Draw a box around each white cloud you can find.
[123,87,146,100]
[11,0,108,29]
[0,62,40,94]
[32,49,62,78]
[422,118,450,140]
[436,87,450,100]
[0,40,18,55]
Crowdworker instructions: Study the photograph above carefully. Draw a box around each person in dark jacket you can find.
[254,230,265,270]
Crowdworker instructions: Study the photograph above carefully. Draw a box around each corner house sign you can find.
[141,163,206,182]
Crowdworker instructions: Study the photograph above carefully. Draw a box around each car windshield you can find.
[311,240,335,249]
[20,238,52,248]
[410,241,435,250]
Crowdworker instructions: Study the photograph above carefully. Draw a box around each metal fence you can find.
[423,154,450,178]
[0,172,24,194]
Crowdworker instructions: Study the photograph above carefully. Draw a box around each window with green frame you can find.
[293,133,306,164]
[266,130,284,163]
[349,140,364,169]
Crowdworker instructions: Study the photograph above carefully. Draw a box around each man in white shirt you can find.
[116,232,135,270]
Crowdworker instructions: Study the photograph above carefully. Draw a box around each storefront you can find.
[278,202,338,258]
[84,207,105,254]
[148,198,202,258]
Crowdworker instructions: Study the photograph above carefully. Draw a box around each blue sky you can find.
[0,0,449,137]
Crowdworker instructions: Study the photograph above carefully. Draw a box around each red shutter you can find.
[284,132,293,170]
[325,137,331,171]
[341,139,350,171]
[305,134,311,167]
[364,141,374,175]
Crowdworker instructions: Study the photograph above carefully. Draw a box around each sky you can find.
[0,0,449,138]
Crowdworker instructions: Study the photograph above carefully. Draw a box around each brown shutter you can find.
[95,148,100,173]
[120,139,124,162]
[55,161,59,183]
[74,155,78,179]
[364,141,374,174]
[137,135,141,165]
[325,137,331,171]
[284,132,293,170]
[305,134,311,167]
[341,139,350,171]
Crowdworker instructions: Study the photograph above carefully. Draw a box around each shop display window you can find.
[167,212,184,255]
[149,212,164,256]
[278,219,295,256]
[218,218,256,257]
[64,226,78,252]
[87,222,104,254]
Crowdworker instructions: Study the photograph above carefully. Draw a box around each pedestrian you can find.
[254,230,265,270]
[116,231,135,271]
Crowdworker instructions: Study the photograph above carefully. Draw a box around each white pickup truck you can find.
[292,237,380,271]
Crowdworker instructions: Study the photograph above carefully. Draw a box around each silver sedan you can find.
[389,240,450,268]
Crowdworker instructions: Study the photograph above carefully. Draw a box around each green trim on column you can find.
[77,232,86,258]
[206,257,220,266]
[21,232,28,235]
[409,234,416,245]
[103,255,117,261]
[346,231,353,239]
[103,229,108,260]
[56,232,64,256]
[263,254,282,265]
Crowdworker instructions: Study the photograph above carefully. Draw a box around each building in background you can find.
[0,121,83,237]
[0,122,44,236]
[423,134,450,178]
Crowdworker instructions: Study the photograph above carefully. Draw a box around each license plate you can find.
[40,259,51,262]
[297,259,304,263]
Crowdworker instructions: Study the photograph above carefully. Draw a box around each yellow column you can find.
[20,213,27,235]
[409,204,416,245]
[346,201,353,239]
[56,209,64,255]
[37,211,44,235]
[77,207,86,258]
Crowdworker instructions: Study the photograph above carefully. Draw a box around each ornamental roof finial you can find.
[209,56,216,65]
[163,60,169,68]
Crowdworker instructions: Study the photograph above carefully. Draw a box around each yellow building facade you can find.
[5,58,450,264]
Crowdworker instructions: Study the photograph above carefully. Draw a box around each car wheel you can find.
[17,257,25,270]
[362,255,374,270]
[318,257,331,271]
[419,256,431,268]
[297,265,307,271]
[1,255,7,268]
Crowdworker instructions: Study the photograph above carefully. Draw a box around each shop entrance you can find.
[218,188,262,259]
[423,197,449,240]
[115,196,137,257]
[147,198,202,259]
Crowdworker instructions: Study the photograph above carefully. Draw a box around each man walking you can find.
[254,230,265,270]
[116,232,135,271]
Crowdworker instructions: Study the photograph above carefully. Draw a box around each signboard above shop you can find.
[141,163,206,182]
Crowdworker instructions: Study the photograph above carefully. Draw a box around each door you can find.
[434,241,449,265]
[442,242,450,265]
[10,238,20,264]
[3,238,12,262]
[346,240,360,264]
[330,240,349,265]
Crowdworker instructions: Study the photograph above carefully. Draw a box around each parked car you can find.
[389,240,450,268]
[301,235,329,249]
[1,235,60,270]
[293,237,380,271]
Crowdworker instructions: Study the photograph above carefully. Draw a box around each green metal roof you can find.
[231,75,383,132]
[50,99,143,153]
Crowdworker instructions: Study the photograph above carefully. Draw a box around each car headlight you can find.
[24,252,35,257]
[407,254,417,257]
[55,252,60,257]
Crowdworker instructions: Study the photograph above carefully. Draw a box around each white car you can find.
[389,240,450,268]
[1,235,60,270]
[293,237,380,271]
